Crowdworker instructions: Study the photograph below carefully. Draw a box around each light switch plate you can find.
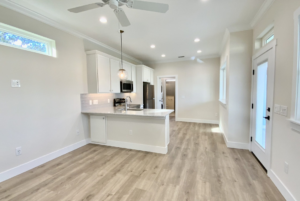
[93,100,98,105]
[89,100,92,105]
[280,106,288,116]
[274,104,281,114]
[11,80,21,87]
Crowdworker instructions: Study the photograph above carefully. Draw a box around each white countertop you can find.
[82,107,174,117]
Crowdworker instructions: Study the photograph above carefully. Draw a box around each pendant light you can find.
[118,30,127,79]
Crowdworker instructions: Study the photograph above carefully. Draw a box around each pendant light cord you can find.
[120,30,124,69]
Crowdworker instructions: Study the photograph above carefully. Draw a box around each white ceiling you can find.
[9,0,265,63]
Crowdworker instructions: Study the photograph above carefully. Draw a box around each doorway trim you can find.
[250,39,277,175]
[156,75,178,121]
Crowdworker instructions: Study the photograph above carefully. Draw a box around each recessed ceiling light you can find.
[197,50,202,53]
[194,38,200,42]
[161,54,166,57]
[100,17,107,24]
[150,45,155,49]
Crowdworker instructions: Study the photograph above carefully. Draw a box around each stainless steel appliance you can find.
[143,82,155,109]
[120,80,133,93]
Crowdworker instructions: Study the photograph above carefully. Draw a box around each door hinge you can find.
[250,137,253,142]
[252,104,254,109]
[253,70,255,75]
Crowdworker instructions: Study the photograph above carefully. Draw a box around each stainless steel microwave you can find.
[120,80,133,93]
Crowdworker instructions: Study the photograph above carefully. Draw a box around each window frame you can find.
[262,28,274,46]
[290,7,300,132]
[0,22,56,57]
[219,59,227,105]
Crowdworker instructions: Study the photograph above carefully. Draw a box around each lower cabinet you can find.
[90,115,107,144]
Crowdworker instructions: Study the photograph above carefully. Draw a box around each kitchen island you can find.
[82,108,174,154]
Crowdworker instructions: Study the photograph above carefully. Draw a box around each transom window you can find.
[262,29,274,46]
[0,23,56,57]
[219,59,227,104]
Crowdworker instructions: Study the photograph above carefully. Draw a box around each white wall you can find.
[0,6,90,173]
[152,58,220,123]
[219,30,253,146]
[253,1,300,200]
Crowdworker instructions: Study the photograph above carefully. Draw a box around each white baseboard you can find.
[176,118,219,124]
[90,139,168,154]
[222,132,249,150]
[269,170,297,201]
[0,139,89,183]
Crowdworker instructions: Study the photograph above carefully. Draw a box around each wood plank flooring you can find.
[0,117,285,201]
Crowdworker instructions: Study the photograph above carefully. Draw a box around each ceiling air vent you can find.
[178,56,185,58]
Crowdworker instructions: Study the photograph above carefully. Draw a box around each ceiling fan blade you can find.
[68,3,105,13]
[114,8,131,27]
[196,58,204,63]
[130,1,169,13]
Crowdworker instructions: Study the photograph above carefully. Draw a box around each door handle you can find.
[264,116,270,121]
[267,107,271,112]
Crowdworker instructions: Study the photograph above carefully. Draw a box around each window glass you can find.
[0,31,48,54]
[266,35,274,44]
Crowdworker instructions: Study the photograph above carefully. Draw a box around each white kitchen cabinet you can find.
[143,66,151,83]
[149,68,154,85]
[131,65,137,93]
[86,50,137,94]
[96,55,111,93]
[110,58,121,93]
[123,63,132,81]
[90,115,106,144]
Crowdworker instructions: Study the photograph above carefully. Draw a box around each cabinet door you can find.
[97,55,111,93]
[110,59,121,93]
[123,63,132,80]
[90,115,106,144]
[143,67,151,82]
[150,68,154,85]
[131,65,136,92]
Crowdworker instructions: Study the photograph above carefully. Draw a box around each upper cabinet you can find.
[86,50,136,93]
[137,65,154,84]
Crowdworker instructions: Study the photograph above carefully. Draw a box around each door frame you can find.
[250,39,277,175]
[156,75,178,121]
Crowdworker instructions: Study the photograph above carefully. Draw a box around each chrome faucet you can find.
[125,96,132,111]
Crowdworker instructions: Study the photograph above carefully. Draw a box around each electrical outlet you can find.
[284,162,289,174]
[11,80,21,88]
[129,130,133,135]
[89,100,92,105]
[93,100,98,105]
[274,104,281,114]
[280,106,288,116]
[15,147,22,156]
[108,99,110,103]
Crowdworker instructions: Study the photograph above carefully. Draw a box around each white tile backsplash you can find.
[81,93,142,111]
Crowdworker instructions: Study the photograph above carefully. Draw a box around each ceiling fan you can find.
[68,0,169,27]
[190,56,204,63]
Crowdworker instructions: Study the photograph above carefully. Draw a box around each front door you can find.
[251,46,275,171]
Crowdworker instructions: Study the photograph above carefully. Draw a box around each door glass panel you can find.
[256,62,268,149]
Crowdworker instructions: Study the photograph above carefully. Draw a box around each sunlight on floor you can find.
[211,127,221,133]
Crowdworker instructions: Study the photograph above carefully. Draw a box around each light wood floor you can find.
[0,117,285,201]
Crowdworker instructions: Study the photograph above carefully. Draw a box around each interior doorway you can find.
[156,75,178,120]
[250,40,276,174]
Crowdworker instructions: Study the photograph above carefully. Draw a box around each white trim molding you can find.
[290,6,300,133]
[0,139,89,183]
[222,132,249,150]
[250,0,276,28]
[177,118,219,125]
[269,170,297,201]
[0,0,142,64]
[90,140,168,154]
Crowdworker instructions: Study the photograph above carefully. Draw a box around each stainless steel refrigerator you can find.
[143,83,155,109]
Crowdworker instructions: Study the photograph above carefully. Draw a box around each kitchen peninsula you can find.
[82,108,173,154]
